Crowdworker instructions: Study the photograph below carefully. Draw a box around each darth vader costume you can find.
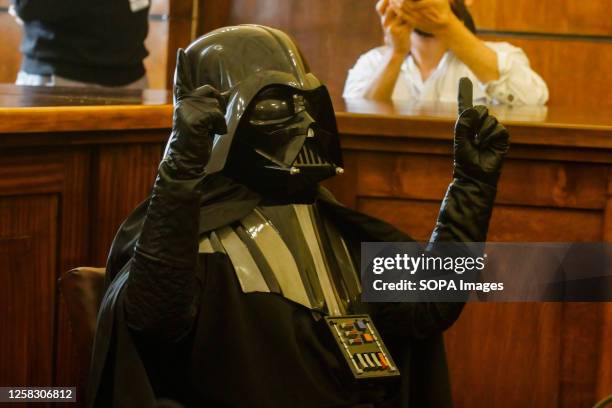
[88,25,509,407]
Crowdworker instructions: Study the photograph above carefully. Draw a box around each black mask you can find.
[224,86,342,200]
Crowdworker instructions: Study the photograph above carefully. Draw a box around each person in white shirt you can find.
[344,0,548,106]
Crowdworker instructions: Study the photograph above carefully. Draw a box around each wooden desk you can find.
[0,85,610,407]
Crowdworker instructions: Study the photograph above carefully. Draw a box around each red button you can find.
[377,353,389,369]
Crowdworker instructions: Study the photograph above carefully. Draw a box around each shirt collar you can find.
[403,50,452,90]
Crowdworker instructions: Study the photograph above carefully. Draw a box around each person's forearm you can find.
[437,18,499,84]
[124,164,203,341]
[364,50,406,101]
[430,178,496,243]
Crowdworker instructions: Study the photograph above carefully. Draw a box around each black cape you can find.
[88,178,459,408]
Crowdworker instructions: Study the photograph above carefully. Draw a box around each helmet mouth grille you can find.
[294,143,328,166]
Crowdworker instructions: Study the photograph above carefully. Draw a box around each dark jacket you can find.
[87,182,465,408]
[13,0,149,86]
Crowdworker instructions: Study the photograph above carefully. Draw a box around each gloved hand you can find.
[454,77,509,186]
[163,48,227,179]
[430,78,510,243]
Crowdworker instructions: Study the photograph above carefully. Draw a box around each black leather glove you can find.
[430,78,510,243]
[124,50,227,340]
[163,49,227,180]
[454,77,509,187]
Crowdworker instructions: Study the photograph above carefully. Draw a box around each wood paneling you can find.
[91,144,163,264]
[0,146,91,406]
[559,302,608,408]
[358,197,603,242]
[0,197,58,392]
[353,152,609,210]
[53,150,93,405]
[598,303,612,401]
[211,0,382,103]
[600,176,612,400]
[198,0,233,33]
[0,151,64,195]
[446,303,562,408]
[0,100,167,403]
[0,140,164,406]
[471,0,612,36]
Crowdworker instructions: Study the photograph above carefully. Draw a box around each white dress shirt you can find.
[343,41,549,106]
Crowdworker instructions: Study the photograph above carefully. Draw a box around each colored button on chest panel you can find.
[345,330,360,339]
[355,319,367,331]
[324,314,400,380]
[377,352,389,369]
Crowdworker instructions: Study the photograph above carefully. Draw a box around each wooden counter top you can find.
[336,99,612,150]
[0,84,173,133]
[0,85,611,151]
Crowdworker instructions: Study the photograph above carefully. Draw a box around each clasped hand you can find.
[390,0,458,34]
[376,0,460,54]
[164,49,227,178]
[376,0,411,55]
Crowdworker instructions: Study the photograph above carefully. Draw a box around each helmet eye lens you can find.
[250,98,293,125]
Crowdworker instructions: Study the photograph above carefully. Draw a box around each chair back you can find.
[58,267,106,398]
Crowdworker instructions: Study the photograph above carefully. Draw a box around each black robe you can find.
[87,183,462,408]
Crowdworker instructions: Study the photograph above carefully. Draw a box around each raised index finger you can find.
[174,48,195,101]
[457,77,473,115]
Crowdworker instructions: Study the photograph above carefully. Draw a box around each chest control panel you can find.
[324,314,400,380]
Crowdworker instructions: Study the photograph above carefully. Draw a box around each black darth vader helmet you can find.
[177,25,343,196]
